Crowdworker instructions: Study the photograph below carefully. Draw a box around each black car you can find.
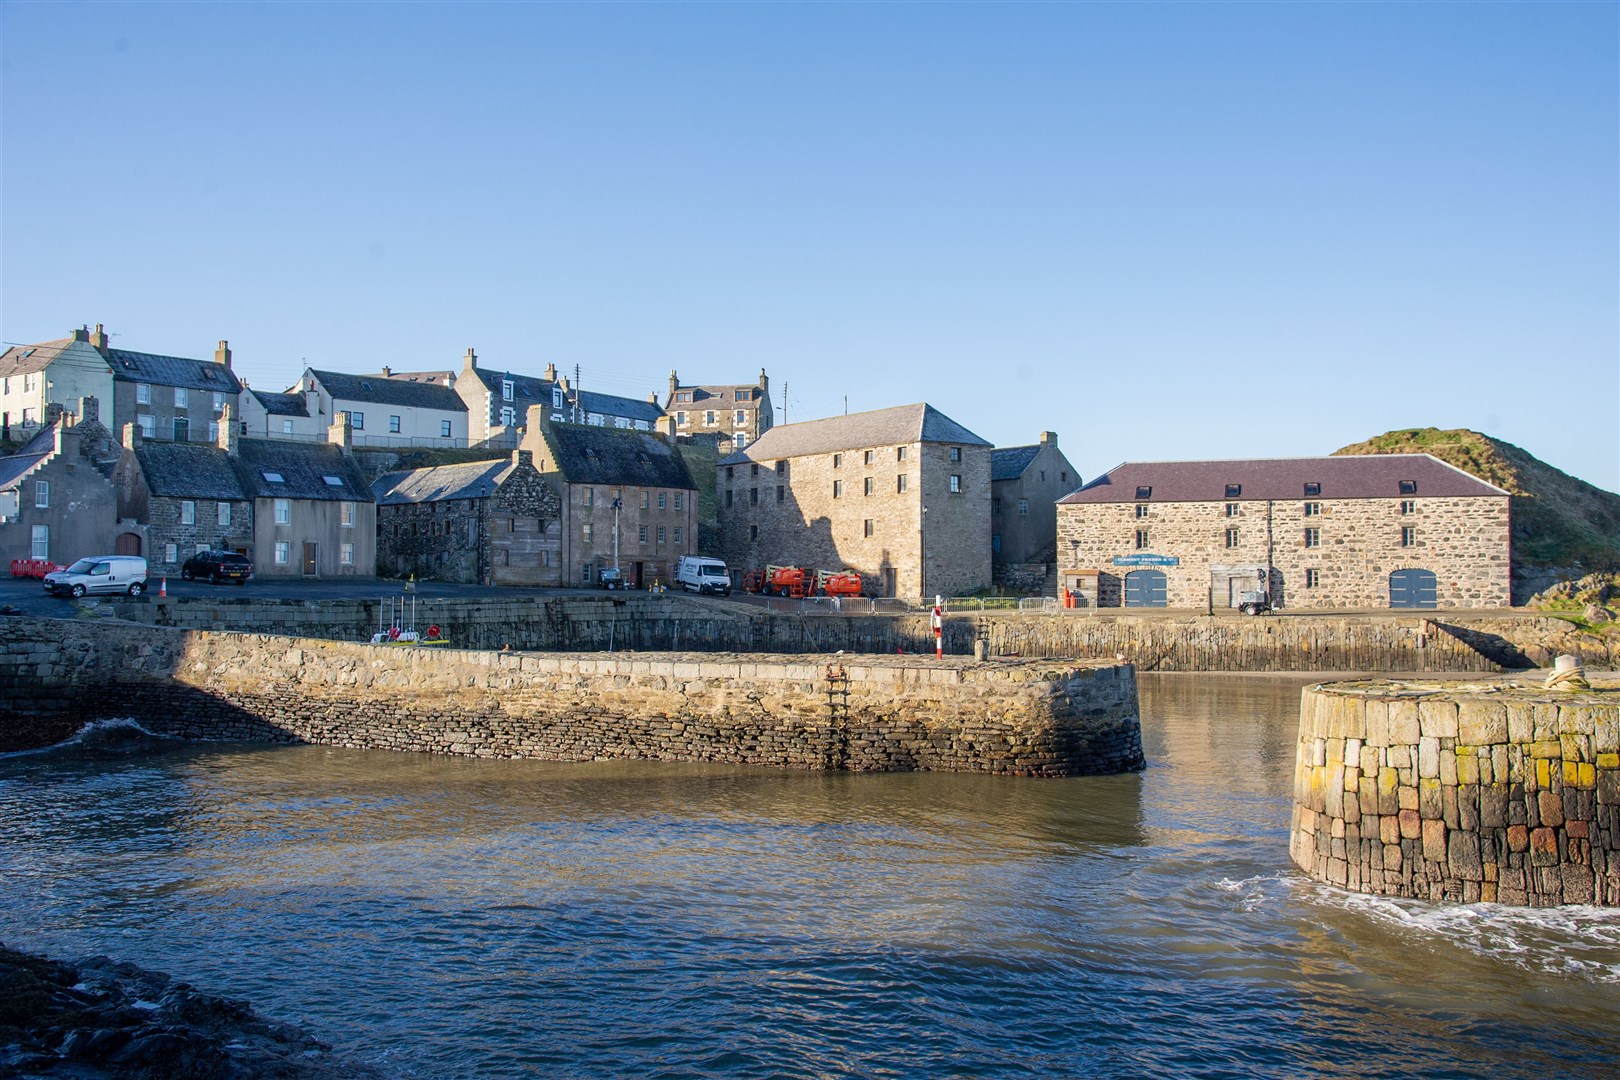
[181,550,253,585]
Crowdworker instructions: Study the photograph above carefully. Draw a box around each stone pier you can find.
[1291,680,1620,905]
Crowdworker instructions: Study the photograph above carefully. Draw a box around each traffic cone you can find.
[159,577,167,597]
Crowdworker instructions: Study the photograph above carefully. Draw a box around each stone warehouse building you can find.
[991,431,1080,592]
[1056,455,1510,610]
[521,407,699,590]
[717,403,992,599]
[373,451,563,585]
[665,369,773,451]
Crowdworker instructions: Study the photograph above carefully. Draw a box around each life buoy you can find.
[388,626,401,641]
[427,625,441,640]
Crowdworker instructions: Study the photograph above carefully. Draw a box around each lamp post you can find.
[611,497,623,583]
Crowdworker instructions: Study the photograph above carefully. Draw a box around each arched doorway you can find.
[1124,568,1168,608]
[1389,568,1438,609]
[114,532,142,556]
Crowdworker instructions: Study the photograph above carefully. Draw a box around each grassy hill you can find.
[1332,428,1620,571]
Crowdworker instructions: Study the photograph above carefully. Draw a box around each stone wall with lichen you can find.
[1291,681,1620,906]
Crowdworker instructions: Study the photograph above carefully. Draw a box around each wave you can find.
[0,717,176,759]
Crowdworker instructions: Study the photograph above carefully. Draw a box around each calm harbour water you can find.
[3,674,1619,1079]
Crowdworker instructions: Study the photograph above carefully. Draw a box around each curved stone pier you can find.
[1291,680,1619,905]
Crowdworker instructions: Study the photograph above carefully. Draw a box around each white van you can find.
[674,555,732,596]
[43,555,149,598]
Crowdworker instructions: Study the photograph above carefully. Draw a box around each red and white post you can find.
[931,595,943,658]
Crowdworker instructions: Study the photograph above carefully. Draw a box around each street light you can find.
[611,497,623,584]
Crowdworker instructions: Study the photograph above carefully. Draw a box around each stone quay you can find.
[1291,679,1620,905]
[0,618,1144,776]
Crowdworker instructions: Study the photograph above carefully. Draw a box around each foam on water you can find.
[0,717,173,759]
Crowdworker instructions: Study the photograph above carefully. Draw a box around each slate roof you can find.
[17,424,58,456]
[107,349,243,394]
[310,369,466,412]
[0,453,48,492]
[134,442,249,501]
[234,439,374,501]
[991,445,1041,482]
[0,338,78,378]
[249,389,309,417]
[577,389,663,424]
[373,459,513,505]
[1058,455,1509,504]
[474,369,555,408]
[721,403,990,465]
[546,424,696,490]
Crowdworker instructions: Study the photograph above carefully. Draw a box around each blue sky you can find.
[3,2,1615,491]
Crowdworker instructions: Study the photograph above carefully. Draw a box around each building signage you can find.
[1113,554,1180,567]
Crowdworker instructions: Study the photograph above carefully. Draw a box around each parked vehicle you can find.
[675,555,732,596]
[182,550,253,585]
[816,570,863,598]
[1237,589,1272,615]
[598,566,627,590]
[42,555,148,598]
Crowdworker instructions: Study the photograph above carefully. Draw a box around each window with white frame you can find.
[657,526,666,544]
[389,415,401,433]
[734,410,746,425]
[165,543,178,564]
[208,422,218,440]
[136,383,151,405]
[340,543,354,565]
[30,525,48,559]
[673,492,684,510]
[218,502,231,527]
[180,501,196,525]
[282,419,294,434]
[503,380,514,401]
[274,498,290,525]
[949,474,962,493]
[196,542,208,555]
[673,527,682,545]
[175,388,189,409]
[139,415,155,438]
[676,412,688,427]
[213,392,224,412]
[1017,499,1028,515]
[341,501,355,527]
[349,411,364,430]
[658,492,667,510]
[274,541,289,564]
[34,481,48,509]
[441,420,452,437]
[583,523,593,544]
[500,407,515,426]
[553,387,564,408]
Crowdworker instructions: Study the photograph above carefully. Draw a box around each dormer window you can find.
[1399,480,1417,495]
[1224,484,1242,498]
[1135,486,1152,500]
[1303,482,1321,497]
[502,380,514,401]
[262,471,285,483]
[553,388,564,408]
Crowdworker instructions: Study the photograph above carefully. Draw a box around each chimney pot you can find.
[90,324,109,353]
[381,365,392,378]
[215,340,232,369]
[1040,431,1056,445]
[123,422,142,451]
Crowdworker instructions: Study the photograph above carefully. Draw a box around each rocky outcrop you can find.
[0,943,383,1078]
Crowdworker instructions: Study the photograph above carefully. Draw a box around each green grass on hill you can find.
[1333,428,1620,570]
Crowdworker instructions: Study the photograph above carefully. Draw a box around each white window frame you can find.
[180,500,196,525]
[274,541,290,565]
[174,387,189,409]
[218,502,232,527]
[503,380,515,402]
[136,383,151,405]
[340,542,354,566]
[30,525,48,559]
[34,480,48,509]
[165,542,179,564]
[341,501,355,528]
[389,415,401,433]
[274,498,291,525]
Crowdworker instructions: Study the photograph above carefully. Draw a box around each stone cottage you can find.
[373,450,563,585]
[115,408,254,574]
[991,431,1080,592]
[716,403,993,599]
[665,369,773,452]
[108,335,243,445]
[0,398,125,567]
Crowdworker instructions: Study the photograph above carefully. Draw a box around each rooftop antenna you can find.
[782,380,788,425]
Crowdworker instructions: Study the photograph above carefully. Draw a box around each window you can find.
[173,418,189,441]
[863,519,874,538]
[677,411,688,427]
[724,490,733,508]
[340,543,354,566]
[350,411,364,430]
[1225,502,1239,517]
[1135,486,1152,500]
[657,526,666,544]
[1304,527,1320,548]
[34,481,48,509]
[262,471,285,483]
[174,388,189,409]
[751,464,759,477]
[992,533,1001,554]
[864,477,875,496]
[1400,500,1416,515]
[208,421,219,440]
[1399,480,1417,495]
[1224,484,1241,498]
[864,449,874,465]
[441,420,452,438]
[833,453,842,468]
[675,391,693,403]
[1135,528,1149,550]
[136,383,151,405]
[674,492,684,510]
[949,475,962,493]
[1225,527,1239,548]
[1304,502,1321,516]
[749,487,759,505]
[1401,527,1417,547]
[1039,470,1046,482]
[274,498,290,524]
[341,502,355,528]
[833,480,843,498]
[776,485,785,503]
[658,492,667,510]
[673,527,682,545]
[165,543,178,564]
[583,487,593,508]
[775,461,786,475]
[897,474,908,494]
[1135,504,1149,518]
[180,500,196,525]
[1018,499,1028,516]
[218,502,231,527]
[1304,482,1321,497]
[897,446,908,461]
[500,407,515,426]
[282,419,294,435]
[733,432,747,448]
[735,410,746,425]
[502,380,514,402]
[553,387,565,408]
[21,408,36,426]
[641,491,650,510]
[725,466,735,482]
[274,541,289,565]
[1305,568,1319,588]
[582,563,593,584]
[950,446,962,462]
[322,475,344,487]
[30,525,48,559]
[583,523,594,544]
[213,392,225,413]
[750,524,759,541]
[993,497,1002,516]
[389,415,401,433]
[639,525,648,543]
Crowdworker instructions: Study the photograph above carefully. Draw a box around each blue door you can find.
[1389,568,1438,609]
[1124,569,1168,607]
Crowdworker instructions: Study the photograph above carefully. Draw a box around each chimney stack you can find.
[328,411,352,451]
[215,340,232,370]
[45,402,65,427]
[1040,431,1056,445]
[72,326,89,343]
[217,403,239,455]
[668,369,680,401]
[90,324,109,353]
[759,368,769,392]
[514,448,534,470]
[79,396,100,426]
[658,414,678,442]
[381,365,392,378]
[122,422,142,451]
[544,363,557,383]
[462,348,478,374]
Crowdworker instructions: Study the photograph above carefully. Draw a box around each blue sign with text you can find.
[1113,554,1181,567]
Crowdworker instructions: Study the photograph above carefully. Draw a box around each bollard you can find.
[973,639,986,662]
[159,577,167,597]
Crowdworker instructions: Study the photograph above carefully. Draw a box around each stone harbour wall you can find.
[1291,681,1620,906]
[0,618,1143,776]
